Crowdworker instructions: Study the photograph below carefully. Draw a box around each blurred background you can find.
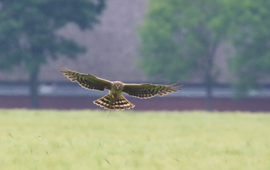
[0,0,270,111]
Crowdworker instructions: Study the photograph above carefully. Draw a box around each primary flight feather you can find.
[59,67,182,110]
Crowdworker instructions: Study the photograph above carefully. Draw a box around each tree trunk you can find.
[205,74,213,111]
[204,42,217,112]
[204,52,215,111]
[29,70,39,109]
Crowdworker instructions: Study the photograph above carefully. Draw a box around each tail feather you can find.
[94,94,135,110]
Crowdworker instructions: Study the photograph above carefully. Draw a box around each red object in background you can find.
[1,95,270,112]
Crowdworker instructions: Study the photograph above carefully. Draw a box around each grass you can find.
[0,109,270,170]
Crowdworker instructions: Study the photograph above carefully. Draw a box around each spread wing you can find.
[122,83,182,99]
[59,67,112,91]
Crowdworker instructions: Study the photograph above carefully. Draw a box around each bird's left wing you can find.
[59,67,112,91]
[122,83,182,99]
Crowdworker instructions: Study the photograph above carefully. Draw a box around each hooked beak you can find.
[116,87,119,89]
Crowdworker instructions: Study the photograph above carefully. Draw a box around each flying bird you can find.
[59,67,182,110]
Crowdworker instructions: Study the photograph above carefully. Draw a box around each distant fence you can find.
[1,95,270,112]
[0,83,270,112]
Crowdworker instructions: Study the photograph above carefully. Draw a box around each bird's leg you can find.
[112,93,117,98]
[101,110,106,118]
[106,110,111,118]
[107,94,114,107]
[109,93,117,106]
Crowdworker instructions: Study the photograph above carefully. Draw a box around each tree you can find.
[225,0,270,97]
[0,0,106,108]
[138,0,226,111]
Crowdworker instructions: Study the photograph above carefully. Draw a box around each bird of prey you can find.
[59,67,182,110]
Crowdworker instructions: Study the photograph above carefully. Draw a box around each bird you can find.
[59,67,182,110]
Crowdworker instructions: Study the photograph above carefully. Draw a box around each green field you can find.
[0,110,270,170]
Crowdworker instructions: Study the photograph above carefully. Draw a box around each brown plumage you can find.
[59,67,182,110]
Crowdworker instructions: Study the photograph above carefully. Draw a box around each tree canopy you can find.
[225,0,270,97]
[0,0,106,108]
[138,0,227,110]
[138,0,270,109]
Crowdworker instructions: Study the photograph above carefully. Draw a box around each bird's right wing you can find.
[59,67,112,91]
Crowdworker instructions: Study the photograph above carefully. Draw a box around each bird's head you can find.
[113,81,123,90]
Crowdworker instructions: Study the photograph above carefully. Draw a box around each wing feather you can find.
[122,83,182,99]
[59,67,112,91]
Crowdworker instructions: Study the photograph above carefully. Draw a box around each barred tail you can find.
[93,94,135,110]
